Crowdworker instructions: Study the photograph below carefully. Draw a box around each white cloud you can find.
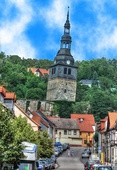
[0,0,36,58]
[39,0,72,30]
[72,0,117,60]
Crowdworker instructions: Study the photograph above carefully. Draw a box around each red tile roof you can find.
[108,112,117,129]
[0,86,6,96]
[5,92,16,101]
[39,68,49,76]
[27,68,49,76]
[97,117,108,132]
[78,119,94,132]
[32,111,49,127]
[71,114,95,126]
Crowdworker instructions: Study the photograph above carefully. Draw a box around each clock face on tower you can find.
[66,60,70,65]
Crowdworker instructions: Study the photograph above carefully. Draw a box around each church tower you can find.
[46,7,78,101]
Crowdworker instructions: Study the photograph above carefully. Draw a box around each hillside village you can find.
[1,7,117,169]
[1,84,117,166]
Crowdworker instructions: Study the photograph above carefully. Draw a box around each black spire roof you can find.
[54,7,74,66]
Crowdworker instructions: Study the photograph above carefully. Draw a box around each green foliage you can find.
[1,52,117,122]
[54,101,75,118]
[37,131,54,158]
[72,101,90,113]
[0,104,24,164]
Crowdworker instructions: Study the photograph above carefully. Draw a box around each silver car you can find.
[81,152,90,158]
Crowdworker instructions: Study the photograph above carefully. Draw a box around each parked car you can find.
[64,143,70,149]
[81,151,90,158]
[84,148,91,154]
[58,146,63,153]
[43,158,52,170]
[54,148,59,157]
[94,165,113,170]
[50,158,56,169]
[39,159,50,170]
[36,160,45,170]
[62,143,68,151]
[84,160,95,170]
[51,154,57,163]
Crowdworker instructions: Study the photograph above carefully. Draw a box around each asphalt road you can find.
[56,147,87,170]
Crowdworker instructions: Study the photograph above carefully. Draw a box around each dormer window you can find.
[79,118,84,122]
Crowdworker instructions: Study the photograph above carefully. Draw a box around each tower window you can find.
[64,89,66,93]
[68,68,71,75]
[52,68,56,74]
[64,68,67,74]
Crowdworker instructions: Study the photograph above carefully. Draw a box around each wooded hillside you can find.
[1,52,117,122]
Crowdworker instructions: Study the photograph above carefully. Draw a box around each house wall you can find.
[4,99,14,112]
[14,105,39,131]
[55,129,82,146]
[80,132,94,147]
[0,93,4,103]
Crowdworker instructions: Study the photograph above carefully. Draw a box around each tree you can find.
[0,104,24,166]
[37,131,53,158]
[55,101,74,118]
[72,101,90,113]
[92,71,99,87]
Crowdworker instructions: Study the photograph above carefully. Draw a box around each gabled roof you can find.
[48,117,79,130]
[71,114,95,126]
[32,110,56,128]
[32,111,49,128]
[0,86,6,96]
[5,92,16,101]
[39,68,49,76]
[80,79,92,85]
[15,103,41,128]
[27,68,49,76]
[78,119,94,132]
[108,112,117,129]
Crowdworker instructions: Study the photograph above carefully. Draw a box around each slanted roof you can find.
[48,117,79,130]
[0,86,6,96]
[27,68,49,76]
[78,119,94,132]
[27,68,38,73]
[5,92,16,101]
[108,112,117,129]
[80,79,92,85]
[71,114,95,126]
[32,111,49,128]
[39,68,49,76]
[15,103,41,128]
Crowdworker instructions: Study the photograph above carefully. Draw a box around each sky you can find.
[0,0,117,61]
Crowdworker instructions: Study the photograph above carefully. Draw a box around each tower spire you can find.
[67,6,69,21]
[64,6,70,33]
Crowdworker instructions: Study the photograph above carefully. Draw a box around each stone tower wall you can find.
[46,78,76,101]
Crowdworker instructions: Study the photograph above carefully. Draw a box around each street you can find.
[56,147,86,170]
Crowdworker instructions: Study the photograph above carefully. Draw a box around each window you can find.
[55,130,57,134]
[64,89,66,93]
[64,130,67,135]
[74,130,77,135]
[68,130,71,135]
[52,68,56,74]
[84,140,87,144]
[88,132,90,136]
[80,132,82,135]
[68,68,71,75]
[64,68,67,74]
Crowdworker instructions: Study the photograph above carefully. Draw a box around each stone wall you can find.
[16,100,54,116]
